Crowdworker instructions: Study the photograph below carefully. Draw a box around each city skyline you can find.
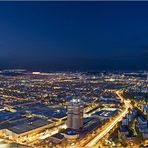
[0,70,147,147]
[0,1,148,147]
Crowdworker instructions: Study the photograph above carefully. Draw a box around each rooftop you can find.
[51,133,64,140]
[7,118,51,134]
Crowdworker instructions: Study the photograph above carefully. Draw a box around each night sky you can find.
[0,1,148,71]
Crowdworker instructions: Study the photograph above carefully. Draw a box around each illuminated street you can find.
[0,2,148,146]
[84,92,132,147]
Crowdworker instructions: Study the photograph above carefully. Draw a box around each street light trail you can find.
[85,91,131,147]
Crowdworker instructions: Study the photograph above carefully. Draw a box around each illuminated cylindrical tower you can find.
[67,99,83,129]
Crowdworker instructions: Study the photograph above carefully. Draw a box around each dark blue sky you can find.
[0,1,148,71]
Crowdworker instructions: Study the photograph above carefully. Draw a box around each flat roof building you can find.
[0,117,54,143]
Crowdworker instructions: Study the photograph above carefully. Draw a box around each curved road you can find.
[85,91,132,147]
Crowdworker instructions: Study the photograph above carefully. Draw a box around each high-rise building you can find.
[67,99,83,129]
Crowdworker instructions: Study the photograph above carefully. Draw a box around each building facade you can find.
[67,99,83,129]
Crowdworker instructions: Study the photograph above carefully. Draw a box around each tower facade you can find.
[67,99,83,129]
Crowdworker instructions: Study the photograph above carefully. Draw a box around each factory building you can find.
[0,117,54,143]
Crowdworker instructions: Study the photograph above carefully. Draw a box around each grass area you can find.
[112,136,120,144]
[135,126,143,141]
[128,119,137,136]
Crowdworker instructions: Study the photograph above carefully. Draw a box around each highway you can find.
[84,91,132,147]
